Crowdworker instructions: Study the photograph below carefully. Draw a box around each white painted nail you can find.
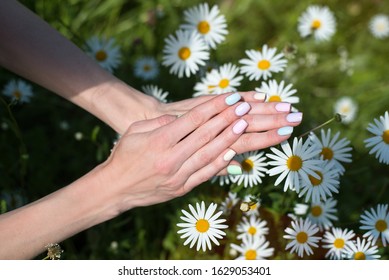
[223,149,236,161]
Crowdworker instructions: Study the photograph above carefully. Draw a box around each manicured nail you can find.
[275,102,291,112]
[225,92,241,106]
[287,112,303,123]
[254,92,266,101]
[223,149,236,161]
[227,165,242,175]
[235,102,251,116]
[232,119,248,134]
[277,126,294,136]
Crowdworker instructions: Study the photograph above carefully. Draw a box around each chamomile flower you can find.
[369,14,389,39]
[239,45,287,81]
[204,63,243,95]
[241,196,261,217]
[219,191,239,215]
[360,204,389,246]
[266,138,322,193]
[162,29,209,78]
[298,160,340,203]
[364,111,389,165]
[142,85,169,103]
[333,96,358,124]
[231,151,268,188]
[344,237,380,260]
[309,129,352,175]
[85,36,121,72]
[193,76,215,97]
[211,174,232,187]
[230,235,274,260]
[322,227,355,260]
[307,198,338,231]
[177,201,228,252]
[2,79,33,103]
[237,215,269,240]
[284,217,321,258]
[255,79,299,105]
[134,56,159,80]
[297,5,336,42]
[181,3,228,49]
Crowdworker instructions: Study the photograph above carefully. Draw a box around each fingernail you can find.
[225,92,241,106]
[235,102,251,116]
[277,126,294,136]
[223,149,236,161]
[254,92,266,101]
[275,102,291,112]
[232,119,248,134]
[287,112,303,123]
[227,165,242,175]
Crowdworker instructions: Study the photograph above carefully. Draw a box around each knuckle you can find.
[154,157,175,176]
[198,151,213,165]
[187,109,205,127]
[157,114,176,126]
[198,132,213,146]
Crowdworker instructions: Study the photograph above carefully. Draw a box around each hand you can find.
[100,92,252,212]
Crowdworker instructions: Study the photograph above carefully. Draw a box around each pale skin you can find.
[0,0,302,259]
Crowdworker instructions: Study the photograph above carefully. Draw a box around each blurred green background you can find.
[1,0,388,259]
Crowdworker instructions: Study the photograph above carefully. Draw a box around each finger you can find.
[126,115,177,134]
[230,126,294,154]
[174,118,249,192]
[162,92,243,144]
[247,101,292,115]
[215,160,241,176]
[242,111,303,133]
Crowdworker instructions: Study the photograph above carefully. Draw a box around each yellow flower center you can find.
[296,232,308,244]
[321,147,334,160]
[257,59,271,70]
[333,238,345,249]
[287,155,303,171]
[382,130,389,144]
[268,95,281,102]
[242,159,254,172]
[196,219,210,233]
[143,64,151,72]
[250,203,258,211]
[13,90,21,99]
[354,252,366,260]
[219,79,230,89]
[95,50,107,61]
[308,171,323,186]
[310,205,323,217]
[197,20,211,34]
[248,226,257,235]
[375,219,388,232]
[245,249,257,260]
[311,19,322,29]
[178,47,191,60]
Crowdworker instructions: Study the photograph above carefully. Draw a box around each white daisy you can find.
[297,5,336,42]
[231,151,268,188]
[333,96,358,124]
[237,215,269,240]
[322,227,355,260]
[177,201,228,252]
[141,85,169,103]
[241,196,261,217]
[239,44,287,81]
[196,63,243,96]
[284,217,321,258]
[134,56,159,80]
[218,191,239,215]
[309,128,353,175]
[162,29,209,78]
[266,137,322,193]
[364,111,389,165]
[211,174,232,187]
[255,79,299,104]
[181,3,228,49]
[2,79,33,103]
[307,198,338,231]
[85,36,121,73]
[344,237,380,260]
[369,14,389,39]
[230,235,274,260]
[298,160,340,203]
[360,204,389,246]
[294,203,309,216]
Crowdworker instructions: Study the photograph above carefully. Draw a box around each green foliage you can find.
[1,0,388,260]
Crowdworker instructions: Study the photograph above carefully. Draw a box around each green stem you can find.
[298,113,342,139]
